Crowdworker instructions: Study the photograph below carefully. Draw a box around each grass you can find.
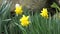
[0,0,60,34]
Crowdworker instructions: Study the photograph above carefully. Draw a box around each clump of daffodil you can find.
[15,4,23,15]
[20,15,30,27]
[40,8,48,18]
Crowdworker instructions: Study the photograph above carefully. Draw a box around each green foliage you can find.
[51,2,60,11]
[0,0,60,34]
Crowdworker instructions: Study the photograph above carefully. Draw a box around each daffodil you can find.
[15,4,23,15]
[20,15,30,27]
[40,8,48,18]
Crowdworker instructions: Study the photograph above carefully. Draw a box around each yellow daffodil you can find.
[20,15,30,27]
[15,4,23,15]
[40,8,48,18]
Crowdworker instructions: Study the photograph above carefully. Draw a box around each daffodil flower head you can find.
[40,8,48,18]
[20,15,30,27]
[15,4,23,15]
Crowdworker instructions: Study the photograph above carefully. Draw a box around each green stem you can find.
[0,20,1,34]
[4,25,8,34]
